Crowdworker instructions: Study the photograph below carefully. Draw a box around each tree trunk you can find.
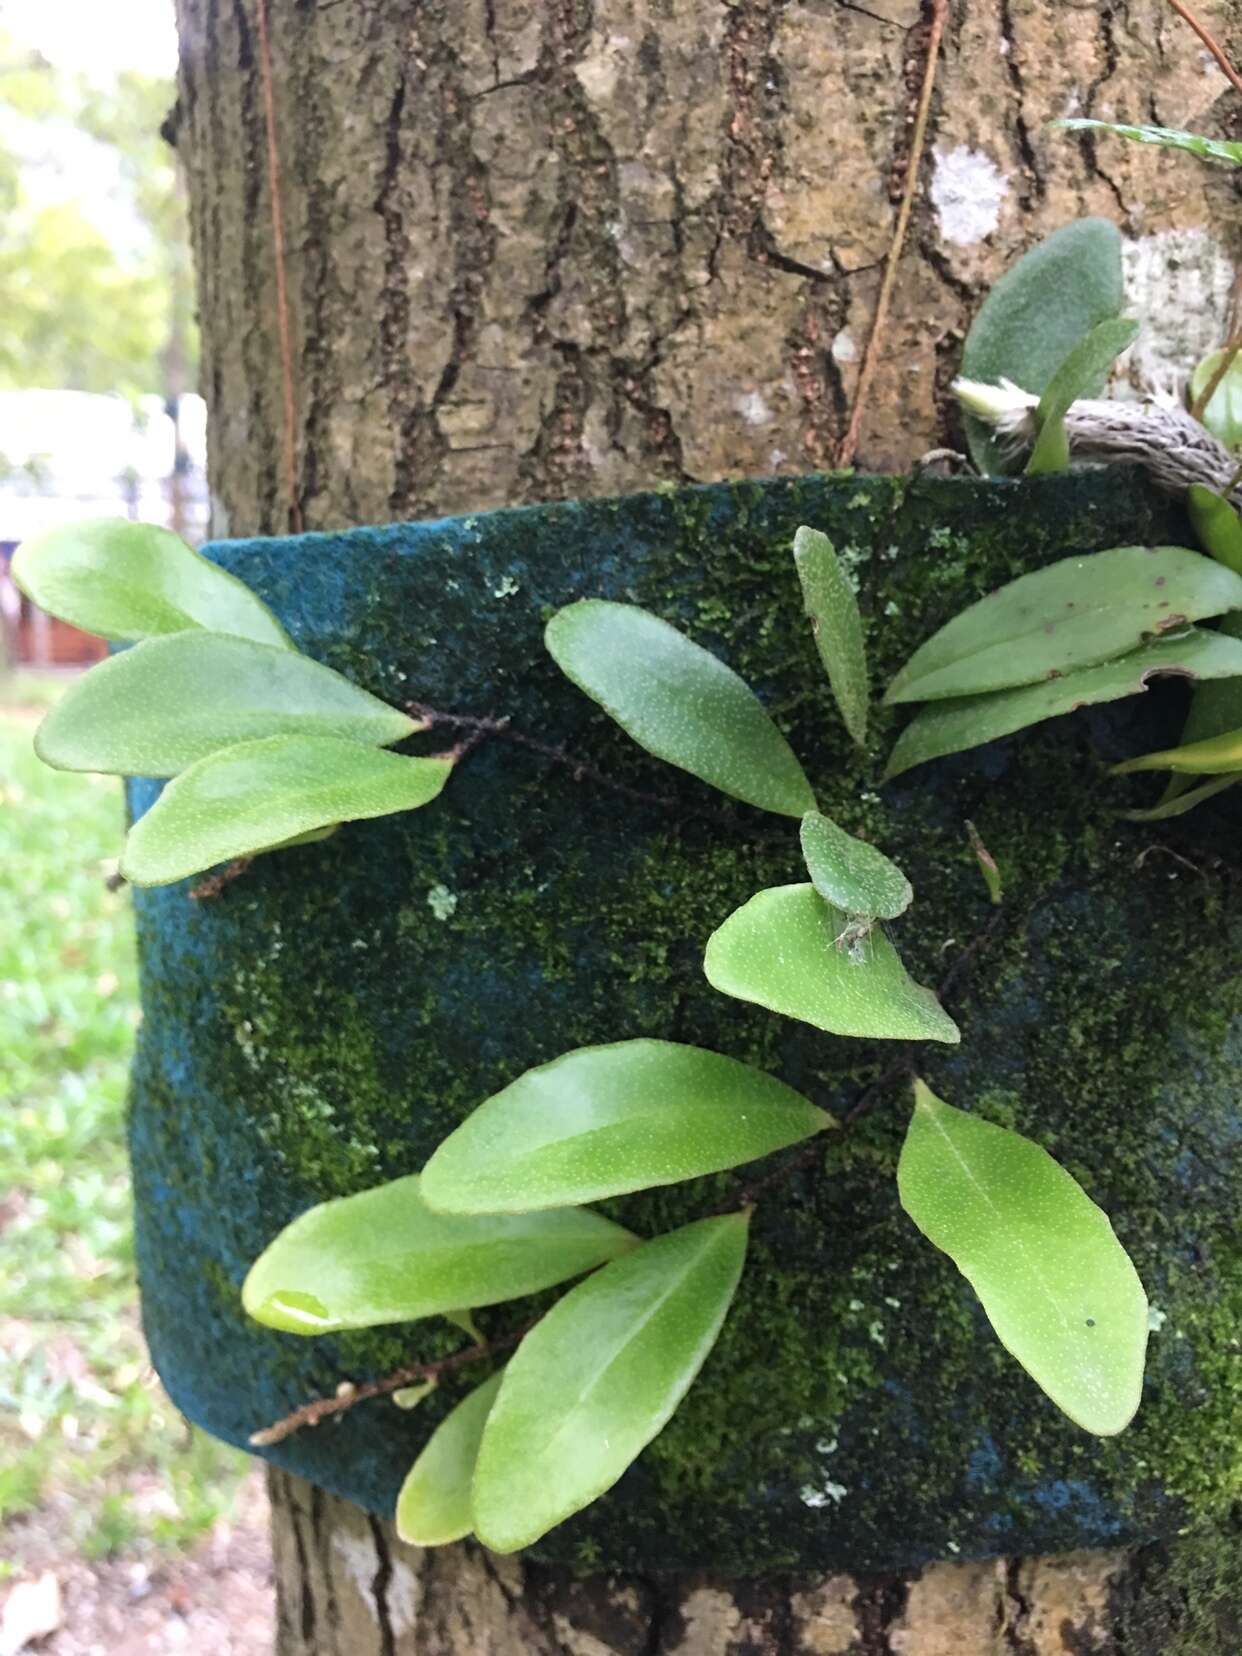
[172,0,1242,1648]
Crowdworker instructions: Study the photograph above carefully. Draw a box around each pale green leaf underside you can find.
[1025,317,1138,476]
[885,547,1242,704]
[36,631,418,778]
[241,1174,636,1335]
[959,218,1123,475]
[1112,725,1242,776]
[12,517,292,648]
[1152,614,1242,807]
[1187,486,1242,579]
[1190,348,1242,451]
[1057,119,1242,169]
[545,599,815,817]
[884,628,1242,777]
[420,1039,832,1214]
[472,1214,748,1553]
[897,1081,1148,1436]
[799,810,912,919]
[1121,773,1242,821]
[120,736,452,887]
[395,1372,503,1546]
[703,883,959,1044]
[792,526,869,746]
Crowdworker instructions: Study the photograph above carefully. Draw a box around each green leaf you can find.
[1025,317,1139,476]
[884,628,1242,777]
[959,219,1124,475]
[1112,725,1242,776]
[120,735,452,886]
[1056,119,1242,169]
[703,883,959,1044]
[792,526,869,746]
[420,1040,832,1214]
[395,1372,503,1546]
[1190,348,1242,450]
[12,517,293,648]
[1121,773,1242,821]
[471,1213,748,1552]
[799,810,911,919]
[885,547,1242,705]
[1188,486,1242,578]
[35,631,418,777]
[897,1080,1148,1436]
[544,600,815,817]
[1151,612,1242,805]
[242,1174,636,1334]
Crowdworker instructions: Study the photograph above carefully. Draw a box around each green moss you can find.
[127,468,1242,1577]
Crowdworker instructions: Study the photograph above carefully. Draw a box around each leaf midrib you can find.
[500,1232,723,1469]
[922,1106,1076,1343]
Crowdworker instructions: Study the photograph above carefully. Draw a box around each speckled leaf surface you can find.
[120,736,451,886]
[35,631,418,777]
[1057,119,1242,168]
[799,810,911,918]
[12,517,292,647]
[395,1372,503,1546]
[959,218,1124,475]
[1187,486,1242,578]
[885,547,1242,704]
[1192,349,1242,451]
[793,526,869,746]
[1026,317,1138,476]
[703,883,958,1044]
[897,1082,1148,1437]
[472,1214,748,1553]
[421,1040,832,1214]
[242,1174,636,1334]
[545,600,815,816]
[885,628,1242,777]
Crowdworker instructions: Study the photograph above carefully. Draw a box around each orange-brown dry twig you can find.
[255,0,303,534]
[1164,0,1242,97]
[838,0,951,468]
[249,1323,534,1447]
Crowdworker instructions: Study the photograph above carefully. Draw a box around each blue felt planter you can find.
[127,469,1242,1576]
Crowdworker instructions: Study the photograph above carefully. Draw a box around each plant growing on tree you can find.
[18,123,1242,1545]
[23,492,1242,1551]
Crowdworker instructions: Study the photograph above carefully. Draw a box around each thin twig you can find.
[932,902,1006,1007]
[255,0,303,534]
[1190,328,1242,425]
[837,0,951,467]
[190,857,255,901]
[409,704,685,813]
[249,1322,534,1447]
[1164,0,1242,96]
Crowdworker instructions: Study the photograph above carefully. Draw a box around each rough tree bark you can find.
[172,1,1242,1649]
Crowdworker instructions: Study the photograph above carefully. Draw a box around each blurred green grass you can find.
[0,669,251,1567]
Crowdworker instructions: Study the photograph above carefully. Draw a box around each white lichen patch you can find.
[332,1532,420,1636]
[427,883,458,921]
[734,390,773,427]
[800,1480,848,1508]
[491,574,520,599]
[830,331,858,364]
[1119,229,1236,401]
[930,146,1009,246]
[1147,1305,1168,1333]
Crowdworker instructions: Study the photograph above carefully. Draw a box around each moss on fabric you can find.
[127,468,1242,1575]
